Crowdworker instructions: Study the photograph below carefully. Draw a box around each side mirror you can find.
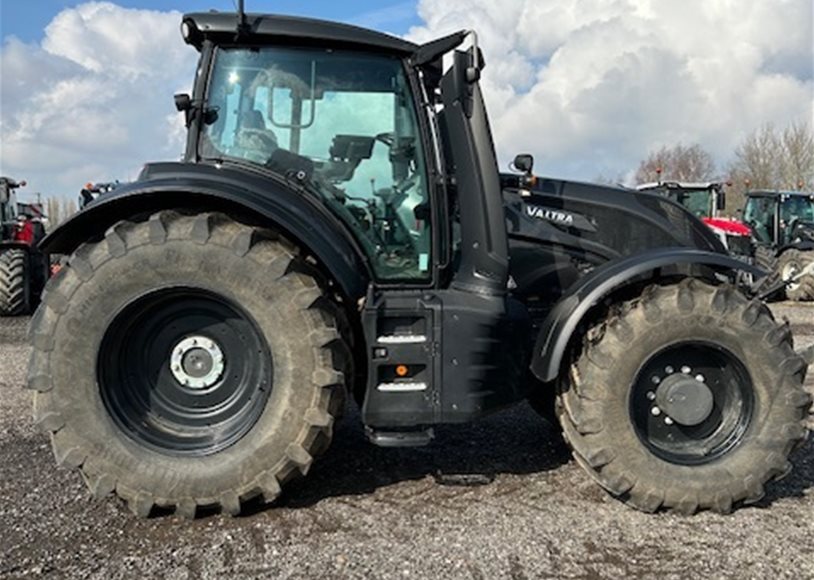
[174,93,193,128]
[513,154,534,176]
[19,180,26,187]
[174,93,192,112]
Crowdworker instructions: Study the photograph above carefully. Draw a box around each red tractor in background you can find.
[0,177,49,316]
[636,181,753,260]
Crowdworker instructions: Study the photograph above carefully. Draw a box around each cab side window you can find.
[744,198,774,243]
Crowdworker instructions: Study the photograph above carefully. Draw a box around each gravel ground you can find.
[1,304,813,579]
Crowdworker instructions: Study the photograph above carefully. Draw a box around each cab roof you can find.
[637,181,722,191]
[746,190,814,198]
[183,12,419,55]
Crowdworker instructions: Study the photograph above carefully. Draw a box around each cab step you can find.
[366,427,435,448]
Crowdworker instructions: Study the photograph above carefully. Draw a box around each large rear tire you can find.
[777,249,814,301]
[0,248,30,316]
[558,278,810,514]
[754,244,777,272]
[28,212,349,518]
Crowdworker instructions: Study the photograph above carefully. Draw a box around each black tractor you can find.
[743,190,814,300]
[0,177,49,316]
[29,7,811,518]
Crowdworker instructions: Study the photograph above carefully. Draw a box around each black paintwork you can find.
[530,247,763,383]
[41,161,370,300]
[441,50,508,295]
[362,289,528,426]
[183,12,417,56]
[502,175,725,302]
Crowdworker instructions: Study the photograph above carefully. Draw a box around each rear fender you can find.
[780,241,814,253]
[530,247,764,383]
[40,168,370,300]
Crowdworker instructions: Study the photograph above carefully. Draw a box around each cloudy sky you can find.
[0,0,812,201]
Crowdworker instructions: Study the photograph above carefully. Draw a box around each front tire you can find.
[28,212,348,518]
[0,248,30,316]
[558,279,810,514]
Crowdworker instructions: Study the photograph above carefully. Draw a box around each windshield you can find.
[781,196,814,224]
[201,47,432,280]
[668,190,713,218]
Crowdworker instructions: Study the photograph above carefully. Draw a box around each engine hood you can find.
[501,174,727,259]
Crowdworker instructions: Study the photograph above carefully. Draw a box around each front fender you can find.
[40,162,370,300]
[530,247,764,383]
[781,240,814,253]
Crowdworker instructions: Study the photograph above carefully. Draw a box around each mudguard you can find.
[782,240,814,253]
[530,247,764,383]
[40,162,370,300]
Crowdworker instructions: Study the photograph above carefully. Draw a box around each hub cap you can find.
[781,261,801,291]
[99,288,272,456]
[655,374,714,426]
[170,335,225,389]
[630,342,754,465]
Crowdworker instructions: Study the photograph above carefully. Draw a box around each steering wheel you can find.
[375,132,395,147]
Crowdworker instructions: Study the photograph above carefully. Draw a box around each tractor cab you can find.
[0,177,49,316]
[192,40,434,281]
[744,190,814,247]
[170,13,513,296]
[0,177,24,240]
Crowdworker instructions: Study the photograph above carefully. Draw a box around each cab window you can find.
[202,47,432,281]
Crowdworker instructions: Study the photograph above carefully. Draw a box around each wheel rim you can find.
[781,261,801,291]
[629,342,754,466]
[99,288,272,456]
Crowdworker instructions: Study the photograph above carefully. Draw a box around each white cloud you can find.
[0,2,196,199]
[1,0,811,200]
[408,0,814,181]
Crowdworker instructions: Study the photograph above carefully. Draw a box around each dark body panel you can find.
[41,161,370,300]
[184,12,417,55]
[529,247,764,382]
[502,175,725,305]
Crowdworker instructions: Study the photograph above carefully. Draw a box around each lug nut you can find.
[651,406,662,416]
[646,391,656,401]
[664,416,674,425]
[665,366,674,374]
[695,374,705,383]
[681,365,691,374]
[651,376,661,385]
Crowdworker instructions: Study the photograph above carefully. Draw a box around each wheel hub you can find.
[170,336,225,389]
[782,262,801,291]
[655,373,714,426]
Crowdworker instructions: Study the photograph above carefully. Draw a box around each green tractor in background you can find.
[743,190,814,301]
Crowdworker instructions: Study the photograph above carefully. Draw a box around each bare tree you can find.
[726,122,814,214]
[728,124,782,191]
[64,199,78,220]
[45,196,79,227]
[46,197,63,227]
[635,144,717,184]
[779,122,814,189]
